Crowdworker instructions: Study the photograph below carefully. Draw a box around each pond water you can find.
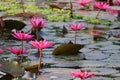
[0,14,120,80]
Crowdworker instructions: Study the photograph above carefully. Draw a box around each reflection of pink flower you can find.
[30,39,53,49]
[69,23,83,31]
[30,17,45,28]
[8,47,28,55]
[91,30,101,35]
[76,0,91,6]
[107,10,119,16]
[70,71,94,79]
[11,31,34,41]
[93,2,109,10]
[0,64,2,67]
[0,48,4,53]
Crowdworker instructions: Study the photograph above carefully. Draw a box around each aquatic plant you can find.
[107,9,119,16]
[69,23,84,44]
[70,70,94,80]
[29,39,53,73]
[93,1,109,18]
[76,0,91,9]
[8,47,28,61]
[30,17,45,41]
[11,31,34,61]
[0,48,4,53]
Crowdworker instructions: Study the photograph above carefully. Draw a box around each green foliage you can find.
[73,14,111,26]
[0,1,112,25]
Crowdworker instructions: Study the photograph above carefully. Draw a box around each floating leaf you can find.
[0,60,24,77]
[53,43,84,55]
[4,20,26,31]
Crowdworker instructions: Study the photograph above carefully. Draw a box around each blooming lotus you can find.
[8,47,28,55]
[0,64,2,67]
[30,39,53,49]
[8,47,28,61]
[70,23,83,31]
[30,39,53,72]
[91,30,101,36]
[70,71,94,79]
[93,1,109,18]
[30,17,45,29]
[0,48,4,53]
[69,23,83,44]
[107,9,119,16]
[76,0,91,6]
[116,0,120,4]
[93,2,109,10]
[30,17,46,40]
[11,31,34,41]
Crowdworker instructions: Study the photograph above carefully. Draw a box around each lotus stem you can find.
[16,55,18,62]
[107,0,110,4]
[36,28,39,41]
[21,40,24,62]
[0,17,5,37]
[96,9,101,19]
[38,49,42,73]
[74,31,77,44]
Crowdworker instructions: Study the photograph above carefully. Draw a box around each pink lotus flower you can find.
[30,17,45,29]
[8,47,28,55]
[91,30,101,36]
[0,64,2,67]
[69,23,83,44]
[29,39,53,49]
[8,47,28,61]
[76,0,91,6]
[0,48,4,53]
[69,23,83,31]
[93,2,109,18]
[107,9,119,16]
[70,71,94,79]
[11,31,34,41]
[93,2,109,10]
[113,0,120,5]
[30,39,53,72]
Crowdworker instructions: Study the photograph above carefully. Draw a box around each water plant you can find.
[29,39,53,73]
[30,17,45,41]
[8,47,28,62]
[93,1,110,19]
[69,23,84,44]
[0,48,4,53]
[70,70,94,80]
[11,31,34,61]
[76,0,91,9]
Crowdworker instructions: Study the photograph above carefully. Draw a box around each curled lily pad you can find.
[52,43,84,55]
[0,60,24,77]
[24,64,38,73]
[22,60,39,73]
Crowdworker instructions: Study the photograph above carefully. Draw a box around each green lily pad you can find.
[0,60,24,77]
[4,19,26,31]
[24,64,38,73]
[52,43,84,55]
[22,60,39,73]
